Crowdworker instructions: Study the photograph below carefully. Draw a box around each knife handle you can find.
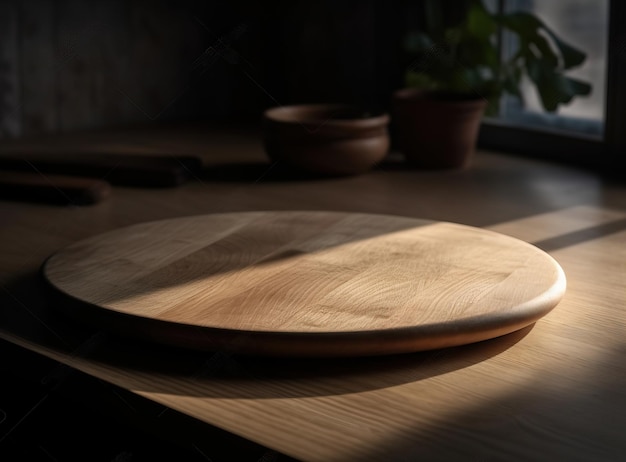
[0,154,203,187]
[0,171,111,205]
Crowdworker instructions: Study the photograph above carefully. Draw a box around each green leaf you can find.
[457,37,499,68]
[405,70,440,90]
[444,27,464,46]
[525,58,591,112]
[467,3,497,39]
[530,33,559,67]
[542,30,586,69]
[562,76,592,96]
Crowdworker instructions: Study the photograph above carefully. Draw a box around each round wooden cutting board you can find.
[43,211,566,356]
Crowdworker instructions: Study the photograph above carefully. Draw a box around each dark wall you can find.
[0,0,412,138]
[264,1,407,110]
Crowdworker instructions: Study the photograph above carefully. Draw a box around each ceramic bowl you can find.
[262,104,390,176]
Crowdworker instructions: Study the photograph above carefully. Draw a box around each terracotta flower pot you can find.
[262,105,390,176]
[392,89,487,169]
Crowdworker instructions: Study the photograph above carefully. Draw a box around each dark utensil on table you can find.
[0,153,203,187]
[0,171,111,205]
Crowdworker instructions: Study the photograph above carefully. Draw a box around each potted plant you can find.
[393,0,592,168]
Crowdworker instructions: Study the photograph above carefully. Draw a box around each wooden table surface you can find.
[1,123,626,461]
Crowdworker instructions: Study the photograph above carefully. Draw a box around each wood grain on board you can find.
[43,211,565,356]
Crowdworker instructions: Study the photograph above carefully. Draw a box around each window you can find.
[479,0,624,171]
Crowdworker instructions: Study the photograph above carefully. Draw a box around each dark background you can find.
[0,0,428,138]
